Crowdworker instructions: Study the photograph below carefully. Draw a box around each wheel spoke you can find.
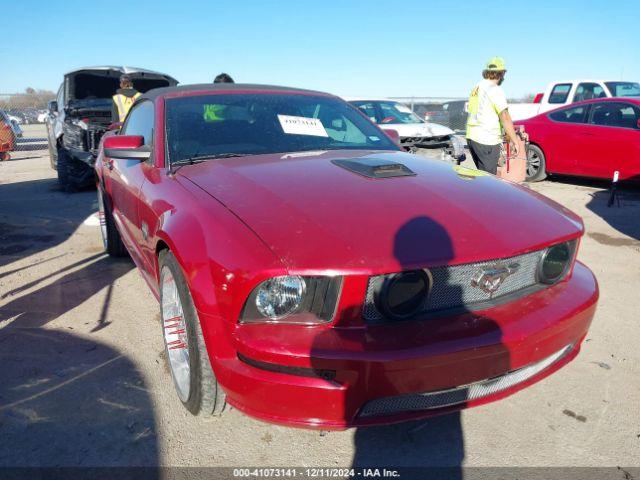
[161,268,191,402]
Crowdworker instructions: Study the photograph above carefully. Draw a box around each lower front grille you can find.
[358,344,573,418]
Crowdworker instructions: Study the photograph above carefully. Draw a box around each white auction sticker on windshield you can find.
[278,115,328,137]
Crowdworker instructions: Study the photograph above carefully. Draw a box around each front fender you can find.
[152,176,287,324]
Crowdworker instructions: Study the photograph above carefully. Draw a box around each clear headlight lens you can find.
[538,240,577,284]
[241,275,342,324]
[451,135,465,158]
[255,275,305,320]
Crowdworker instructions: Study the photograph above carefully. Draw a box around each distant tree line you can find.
[0,88,55,110]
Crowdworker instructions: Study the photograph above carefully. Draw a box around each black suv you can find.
[46,66,177,191]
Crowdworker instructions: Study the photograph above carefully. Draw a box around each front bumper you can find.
[204,261,597,429]
[400,135,465,164]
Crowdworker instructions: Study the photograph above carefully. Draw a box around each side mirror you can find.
[384,128,401,146]
[48,100,58,114]
[104,135,150,160]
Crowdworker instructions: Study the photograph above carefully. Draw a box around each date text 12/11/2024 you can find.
[232,468,401,478]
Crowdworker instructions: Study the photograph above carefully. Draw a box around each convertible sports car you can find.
[516,97,640,182]
[96,84,598,429]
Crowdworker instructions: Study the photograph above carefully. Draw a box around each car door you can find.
[544,104,590,174]
[575,101,640,179]
[105,100,154,265]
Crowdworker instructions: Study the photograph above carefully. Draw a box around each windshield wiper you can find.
[169,153,245,173]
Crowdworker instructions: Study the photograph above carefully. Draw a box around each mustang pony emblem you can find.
[471,263,520,295]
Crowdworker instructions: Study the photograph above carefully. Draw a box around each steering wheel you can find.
[381,116,396,124]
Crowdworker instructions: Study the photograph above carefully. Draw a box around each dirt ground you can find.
[1,135,639,473]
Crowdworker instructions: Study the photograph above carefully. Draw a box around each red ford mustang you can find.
[517,97,640,182]
[95,84,598,429]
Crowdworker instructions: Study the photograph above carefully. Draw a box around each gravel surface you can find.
[0,139,638,471]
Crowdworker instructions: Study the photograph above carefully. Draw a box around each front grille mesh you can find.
[363,249,545,322]
[358,344,573,418]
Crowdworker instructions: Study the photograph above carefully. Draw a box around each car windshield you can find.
[165,93,398,163]
[376,102,424,124]
[605,82,640,97]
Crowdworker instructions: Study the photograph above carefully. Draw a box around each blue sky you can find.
[2,0,638,99]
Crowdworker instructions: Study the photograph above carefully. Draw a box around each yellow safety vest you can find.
[113,92,141,122]
[203,104,226,122]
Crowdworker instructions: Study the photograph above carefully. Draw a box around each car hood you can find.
[65,66,178,104]
[179,150,583,271]
[379,122,454,138]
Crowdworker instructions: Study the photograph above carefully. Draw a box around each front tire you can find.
[159,250,226,417]
[97,190,127,257]
[56,146,95,192]
[526,144,547,182]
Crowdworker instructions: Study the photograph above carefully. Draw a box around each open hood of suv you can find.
[64,66,178,105]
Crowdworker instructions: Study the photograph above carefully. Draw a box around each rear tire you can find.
[526,144,547,182]
[97,190,128,257]
[159,250,226,417]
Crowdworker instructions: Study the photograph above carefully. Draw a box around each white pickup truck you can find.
[509,80,640,121]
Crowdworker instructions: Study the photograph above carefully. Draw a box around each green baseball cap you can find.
[485,57,506,71]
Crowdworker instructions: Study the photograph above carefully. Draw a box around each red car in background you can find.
[517,98,640,182]
[95,84,598,429]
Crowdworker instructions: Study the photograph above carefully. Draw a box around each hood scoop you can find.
[331,157,416,179]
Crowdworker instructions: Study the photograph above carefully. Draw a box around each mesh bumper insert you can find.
[358,343,573,418]
[363,249,545,322]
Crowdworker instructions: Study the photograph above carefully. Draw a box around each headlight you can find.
[241,275,342,324]
[538,240,577,284]
[374,269,432,321]
[451,135,465,158]
[256,275,305,319]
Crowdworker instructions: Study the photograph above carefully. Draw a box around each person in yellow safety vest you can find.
[112,75,141,123]
[466,57,520,174]
[203,73,235,122]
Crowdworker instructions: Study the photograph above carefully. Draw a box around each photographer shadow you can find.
[314,216,510,479]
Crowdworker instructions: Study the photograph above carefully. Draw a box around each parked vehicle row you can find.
[5,108,47,125]
[95,83,598,429]
[411,100,468,132]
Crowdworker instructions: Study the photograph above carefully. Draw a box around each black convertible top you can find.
[141,83,334,101]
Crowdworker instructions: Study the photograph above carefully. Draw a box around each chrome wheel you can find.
[97,192,108,248]
[527,149,541,178]
[161,267,191,403]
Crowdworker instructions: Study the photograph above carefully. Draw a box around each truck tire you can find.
[56,146,95,192]
[159,250,226,417]
[97,190,128,258]
[525,144,547,182]
[47,137,58,170]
